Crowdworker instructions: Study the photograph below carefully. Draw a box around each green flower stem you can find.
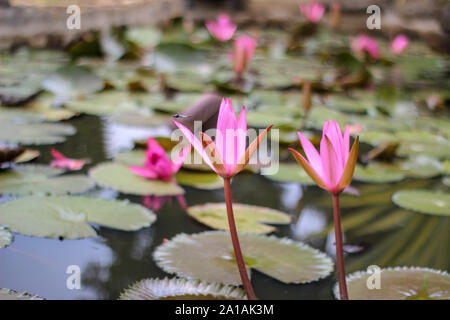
[223,177,257,300]
[332,193,349,300]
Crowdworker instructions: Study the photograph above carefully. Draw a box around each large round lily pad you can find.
[0,122,76,145]
[0,165,94,196]
[187,203,291,234]
[334,267,450,300]
[119,278,246,300]
[0,225,13,248]
[90,162,184,196]
[392,190,450,216]
[153,231,333,285]
[0,196,156,239]
[0,288,44,300]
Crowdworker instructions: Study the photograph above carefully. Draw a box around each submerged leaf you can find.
[187,203,291,234]
[119,278,246,300]
[153,231,333,285]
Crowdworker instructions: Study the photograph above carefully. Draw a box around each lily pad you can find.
[90,162,184,196]
[392,190,450,216]
[0,225,13,248]
[111,110,170,127]
[175,171,223,190]
[0,288,44,300]
[42,65,104,102]
[265,163,314,185]
[334,267,450,300]
[187,203,291,234]
[0,196,156,239]
[119,278,246,300]
[397,141,450,160]
[153,231,333,285]
[0,165,94,196]
[66,91,142,115]
[354,164,405,183]
[0,122,76,145]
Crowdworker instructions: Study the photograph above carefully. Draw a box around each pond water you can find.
[0,24,449,300]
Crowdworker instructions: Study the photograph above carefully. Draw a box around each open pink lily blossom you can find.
[206,14,237,42]
[299,1,325,23]
[351,34,380,60]
[289,120,359,195]
[50,149,86,171]
[173,98,272,179]
[129,137,190,182]
[231,35,257,76]
[390,34,410,54]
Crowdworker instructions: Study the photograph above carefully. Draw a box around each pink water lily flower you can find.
[129,137,190,182]
[351,34,380,60]
[289,120,359,195]
[50,149,86,171]
[231,35,257,77]
[390,34,410,54]
[299,1,325,23]
[173,98,272,179]
[206,14,237,42]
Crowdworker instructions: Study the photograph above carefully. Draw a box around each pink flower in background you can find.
[129,137,190,182]
[390,34,410,54]
[205,14,237,42]
[299,1,325,23]
[351,34,380,59]
[231,35,257,76]
[50,149,86,171]
[173,97,271,179]
[143,195,187,211]
[289,120,359,195]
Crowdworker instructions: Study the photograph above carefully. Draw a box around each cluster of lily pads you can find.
[0,1,449,300]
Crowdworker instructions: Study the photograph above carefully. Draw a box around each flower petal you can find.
[232,125,272,176]
[289,148,329,191]
[171,142,192,173]
[337,136,359,192]
[297,132,322,176]
[172,120,217,173]
[320,134,341,188]
[129,166,158,179]
[199,132,226,176]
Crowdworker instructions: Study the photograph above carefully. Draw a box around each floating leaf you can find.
[443,177,450,187]
[66,91,143,115]
[187,203,291,234]
[175,171,223,190]
[334,267,450,300]
[397,141,450,160]
[0,165,94,196]
[119,278,246,300]
[0,196,156,239]
[392,190,450,216]
[153,43,209,73]
[0,225,13,248]
[153,231,333,285]
[354,163,405,183]
[90,162,184,196]
[111,110,169,127]
[265,163,314,185]
[42,65,104,102]
[0,122,76,145]
[0,288,44,300]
